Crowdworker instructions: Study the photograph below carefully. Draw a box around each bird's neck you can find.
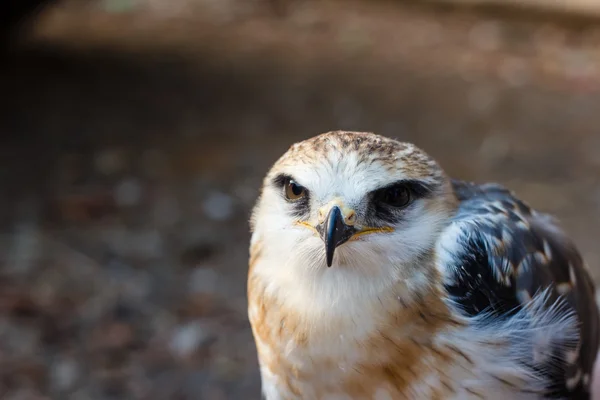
[248,240,453,347]
[247,240,470,400]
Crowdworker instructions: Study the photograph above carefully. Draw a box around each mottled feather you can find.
[440,179,600,398]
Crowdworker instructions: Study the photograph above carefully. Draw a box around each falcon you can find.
[247,130,599,399]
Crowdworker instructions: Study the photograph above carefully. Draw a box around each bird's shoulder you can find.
[436,178,600,398]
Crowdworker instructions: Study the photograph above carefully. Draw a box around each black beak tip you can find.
[322,205,354,268]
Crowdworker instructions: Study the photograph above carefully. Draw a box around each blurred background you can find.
[1,0,600,398]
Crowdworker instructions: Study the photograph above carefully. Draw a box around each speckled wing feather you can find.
[441,179,600,398]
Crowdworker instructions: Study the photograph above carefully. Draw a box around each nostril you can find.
[345,211,356,225]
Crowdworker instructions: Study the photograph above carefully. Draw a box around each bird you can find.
[247,130,600,400]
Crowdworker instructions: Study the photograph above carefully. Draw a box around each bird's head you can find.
[250,131,457,300]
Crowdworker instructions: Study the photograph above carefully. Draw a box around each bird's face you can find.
[251,131,456,282]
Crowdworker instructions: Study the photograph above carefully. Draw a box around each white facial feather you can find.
[251,140,452,321]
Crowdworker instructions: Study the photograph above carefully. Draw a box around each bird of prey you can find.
[247,130,599,399]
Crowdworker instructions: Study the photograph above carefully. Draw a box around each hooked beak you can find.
[316,206,357,267]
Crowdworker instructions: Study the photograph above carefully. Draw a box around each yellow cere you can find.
[350,226,395,240]
[294,221,319,234]
[294,221,394,239]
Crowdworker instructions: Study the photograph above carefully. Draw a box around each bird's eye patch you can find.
[372,180,433,207]
[374,184,411,208]
[369,180,435,224]
[272,174,311,217]
[273,174,308,201]
[284,179,307,201]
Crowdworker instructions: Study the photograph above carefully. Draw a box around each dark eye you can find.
[284,178,307,201]
[376,185,411,208]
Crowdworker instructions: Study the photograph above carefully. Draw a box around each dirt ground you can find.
[0,0,600,399]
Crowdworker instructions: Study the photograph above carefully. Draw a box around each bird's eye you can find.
[376,185,411,208]
[284,178,307,201]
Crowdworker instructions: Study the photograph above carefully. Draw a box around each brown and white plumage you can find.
[247,130,599,399]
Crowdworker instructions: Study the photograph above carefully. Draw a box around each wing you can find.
[437,179,600,398]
